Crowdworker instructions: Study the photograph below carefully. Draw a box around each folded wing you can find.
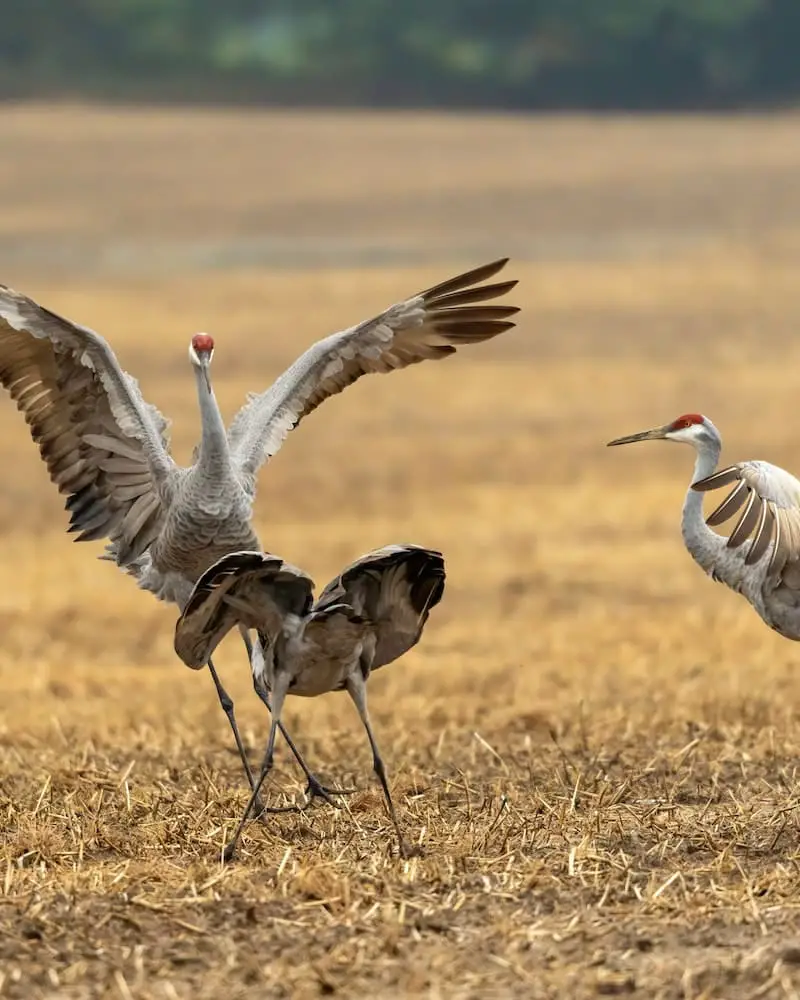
[693,460,800,578]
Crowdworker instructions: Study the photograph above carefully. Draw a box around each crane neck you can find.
[681,436,724,574]
[193,363,231,475]
[689,438,722,488]
[684,438,722,518]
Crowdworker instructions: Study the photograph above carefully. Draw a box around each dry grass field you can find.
[3,105,800,998]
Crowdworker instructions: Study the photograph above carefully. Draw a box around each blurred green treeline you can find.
[2,0,800,108]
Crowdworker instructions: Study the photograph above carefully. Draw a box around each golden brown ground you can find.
[2,106,800,999]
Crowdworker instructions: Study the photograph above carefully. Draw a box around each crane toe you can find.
[303,774,358,808]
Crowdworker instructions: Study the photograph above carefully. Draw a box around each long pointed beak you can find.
[606,426,669,447]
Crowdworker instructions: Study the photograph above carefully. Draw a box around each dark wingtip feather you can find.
[727,490,760,548]
[692,467,741,493]
[420,258,512,300]
[745,501,774,565]
[769,504,787,573]
[432,305,520,322]
[65,483,96,512]
[435,319,517,341]
[431,279,518,309]
[428,280,519,309]
[706,480,749,527]
[74,522,113,543]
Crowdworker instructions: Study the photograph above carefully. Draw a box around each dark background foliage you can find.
[3,0,800,108]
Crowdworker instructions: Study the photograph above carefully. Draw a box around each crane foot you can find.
[237,775,358,817]
[301,774,357,810]
[251,795,272,821]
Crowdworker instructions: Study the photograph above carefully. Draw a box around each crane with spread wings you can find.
[0,259,517,804]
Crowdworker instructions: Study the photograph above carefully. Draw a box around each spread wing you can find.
[693,460,800,580]
[227,259,518,491]
[0,285,174,564]
[315,544,445,669]
[174,550,314,669]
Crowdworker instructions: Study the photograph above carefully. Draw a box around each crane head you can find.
[607,413,719,448]
[189,333,215,391]
[189,333,215,367]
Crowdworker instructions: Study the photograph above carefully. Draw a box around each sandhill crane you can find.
[173,544,446,860]
[0,259,515,805]
[607,413,800,639]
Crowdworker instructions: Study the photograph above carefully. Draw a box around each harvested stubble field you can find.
[2,106,800,999]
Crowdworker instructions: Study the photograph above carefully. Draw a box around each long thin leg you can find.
[241,628,355,809]
[206,656,268,818]
[244,669,322,816]
[224,673,291,863]
[345,674,420,859]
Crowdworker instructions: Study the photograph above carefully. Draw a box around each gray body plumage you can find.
[146,467,259,600]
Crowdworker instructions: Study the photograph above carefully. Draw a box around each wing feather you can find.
[691,466,741,492]
[706,479,749,527]
[745,500,774,566]
[727,489,760,548]
[174,550,315,669]
[315,544,445,670]
[0,285,174,564]
[693,460,800,581]
[227,260,518,489]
